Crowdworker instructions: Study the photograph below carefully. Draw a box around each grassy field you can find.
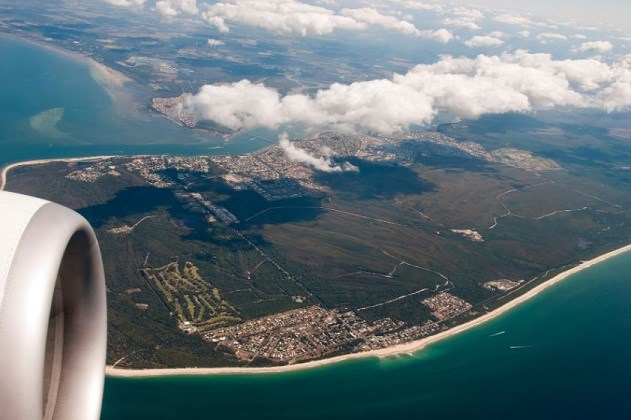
[142,261,242,332]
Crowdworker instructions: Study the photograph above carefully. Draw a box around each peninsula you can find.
[4,129,630,371]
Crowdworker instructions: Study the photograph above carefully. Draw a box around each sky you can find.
[443,0,631,30]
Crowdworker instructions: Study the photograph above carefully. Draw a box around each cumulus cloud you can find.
[186,80,286,130]
[427,28,454,43]
[345,7,455,42]
[279,133,359,172]
[536,32,568,44]
[599,82,631,112]
[385,0,445,13]
[464,35,503,48]
[339,7,423,37]
[442,17,480,31]
[156,0,198,16]
[598,55,631,111]
[200,1,453,41]
[184,51,631,134]
[186,78,434,132]
[106,0,145,6]
[493,13,532,27]
[200,1,355,36]
[575,41,614,54]
[207,38,225,47]
[104,0,453,41]
[205,15,230,32]
[451,7,484,21]
[437,6,485,30]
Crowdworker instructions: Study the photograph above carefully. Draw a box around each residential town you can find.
[203,305,452,364]
[422,292,473,321]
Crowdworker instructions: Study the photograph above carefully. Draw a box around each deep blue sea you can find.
[1,33,630,420]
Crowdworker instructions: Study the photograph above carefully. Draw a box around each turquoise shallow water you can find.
[0,35,275,168]
[102,251,631,419]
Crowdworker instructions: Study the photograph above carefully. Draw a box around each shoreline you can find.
[3,157,628,379]
[107,242,631,378]
[0,31,135,110]
[0,32,129,87]
[1,156,117,191]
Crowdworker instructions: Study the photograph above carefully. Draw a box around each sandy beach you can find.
[107,242,631,378]
[0,156,115,191]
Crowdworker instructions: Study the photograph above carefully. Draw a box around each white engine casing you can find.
[0,191,106,420]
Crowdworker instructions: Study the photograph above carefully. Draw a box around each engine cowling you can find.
[0,191,106,420]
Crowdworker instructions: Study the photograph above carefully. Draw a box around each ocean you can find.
[1,33,630,420]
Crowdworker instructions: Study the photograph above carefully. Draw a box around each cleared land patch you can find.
[143,261,242,333]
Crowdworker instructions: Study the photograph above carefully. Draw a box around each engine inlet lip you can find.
[0,192,107,420]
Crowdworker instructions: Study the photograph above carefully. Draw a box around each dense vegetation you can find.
[7,119,630,368]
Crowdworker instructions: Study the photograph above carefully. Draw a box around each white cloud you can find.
[451,7,484,20]
[200,1,453,41]
[207,38,225,47]
[599,81,631,112]
[339,7,423,37]
[464,35,503,48]
[105,0,145,6]
[571,34,587,40]
[493,13,532,27]
[184,51,631,134]
[386,0,445,13]
[440,6,485,30]
[395,53,583,117]
[536,32,568,44]
[429,28,454,43]
[186,78,435,133]
[104,0,453,41]
[156,0,198,16]
[200,2,363,36]
[518,30,530,37]
[279,133,359,172]
[442,17,480,31]
[575,41,614,54]
[598,55,631,111]
[186,80,286,130]
[205,15,230,33]
[505,51,614,91]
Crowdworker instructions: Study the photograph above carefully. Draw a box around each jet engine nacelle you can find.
[0,191,106,420]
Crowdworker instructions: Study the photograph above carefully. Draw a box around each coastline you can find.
[106,242,631,378]
[0,31,131,111]
[0,32,129,87]
[0,156,116,191]
[3,157,628,379]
